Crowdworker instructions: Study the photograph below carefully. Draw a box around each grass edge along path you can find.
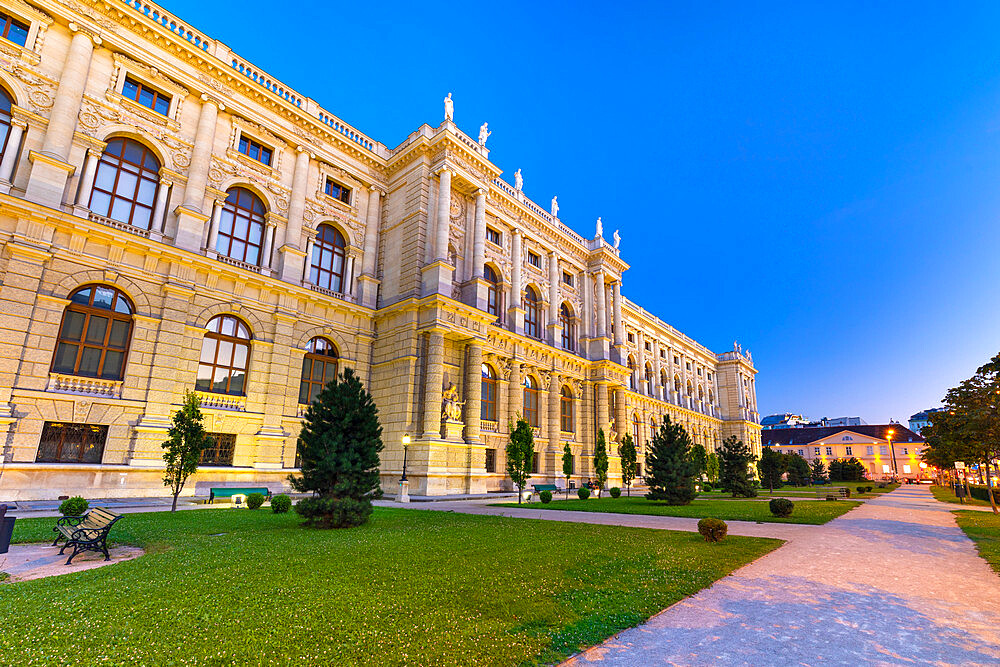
[931,484,994,507]
[953,510,1000,574]
[499,495,860,524]
[1,507,780,666]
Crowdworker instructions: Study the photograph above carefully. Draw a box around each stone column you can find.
[581,271,592,339]
[548,373,561,451]
[0,120,25,184]
[73,148,101,210]
[653,341,663,401]
[150,177,172,235]
[464,342,483,444]
[471,189,486,279]
[302,236,315,281]
[612,280,624,346]
[435,168,452,261]
[595,383,610,448]
[614,386,627,447]
[421,331,445,440]
[357,186,382,308]
[547,251,560,347]
[206,198,224,254]
[175,96,220,251]
[25,29,96,207]
[261,223,276,269]
[595,271,607,338]
[508,230,523,333]
[279,148,311,283]
[508,361,523,419]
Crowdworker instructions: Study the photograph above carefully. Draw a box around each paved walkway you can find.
[562,486,1000,666]
[1,543,143,582]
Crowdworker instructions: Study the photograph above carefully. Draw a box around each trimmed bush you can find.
[294,497,373,528]
[539,490,552,504]
[702,482,713,492]
[577,487,591,500]
[270,494,292,513]
[246,492,265,510]
[58,496,88,517]
[697,517,728,542]
[769,498,794,517]
[842,488,851,498]
[609,487,621,498]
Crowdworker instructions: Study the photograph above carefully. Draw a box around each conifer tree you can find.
[593,428,609,497]
[719,435,757,498]
[618,434,637,497]
[706,452,720,483]
[507,417,535,504]
[562,442,573,499]
[290,367,383,528]
[828,458,844,482]
[162,391,213,512]
[811,458,828,483]
[786,453,811,486]
[644,415,698,504]
[689,443,709,480]
[757,446,787,493]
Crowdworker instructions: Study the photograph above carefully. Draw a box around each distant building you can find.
[761,414,866,430]
[909,409,945,435]
[763,424,928,481]
[814,416,866,428]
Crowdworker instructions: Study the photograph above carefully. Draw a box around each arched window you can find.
[523,375,540,427]
[709,389,715,405]
[560,303,574,351]
[627,357,636,391]
[698,385,705,401]
[645,364,654,395]
[632,414,641,446]
[0,88,12,162]
[51,285,133,380]
[485,265,502,320]
[217,187,266,265]
[196,315,251,395]
[686,380,693,396]
[674,375,681,393]
[660,370,669,400]
[310,224,347,292]
[481,363,497,422]
[524,286,541,339]
[299,337,339,405]
[560,386,574,432]
[89,138,160,230]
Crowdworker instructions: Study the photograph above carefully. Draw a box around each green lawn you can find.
[931,485,994,507]
[501,495,860,524]
[744,482,899,499]
[0,508,779,665]
[954,510,1000,573]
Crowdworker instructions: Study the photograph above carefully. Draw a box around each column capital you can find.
[436,167,452,178]
[199,93,225,111]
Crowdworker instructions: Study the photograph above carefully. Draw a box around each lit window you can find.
[825,447,833,456]
[238,135,272,166]
[903,464,911,474]
[51,285,134,381]
[0,11,28,47]
[486,227,502,246]
[324,179,351,204]
[562,271,573,286]
[122,77,170,116]
[527,251,540,269]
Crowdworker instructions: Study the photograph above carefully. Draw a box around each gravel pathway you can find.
[562,486,1000,666]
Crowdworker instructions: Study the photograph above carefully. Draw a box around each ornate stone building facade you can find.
[0,0,759,500]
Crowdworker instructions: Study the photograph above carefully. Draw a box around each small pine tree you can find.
[562,442,573,499]
[618,434,637,497]
[786,453,811,486]
[706,452,720,483]
[811,458,828,483]
[644,415,698,505]
[507,417,534,504]
[719,435,757,498]
[289,367,383,528]
[757,446,787,493]
[689,443,709,480]
[593,428,609,497]
[162,391,213,512]
[828,458,845,482]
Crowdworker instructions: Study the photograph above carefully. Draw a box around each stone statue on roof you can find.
[551,196,559,217]
[478,122,490,146]
[444,93,454,121]
[613,229,621,249]
[514,169,523,191]
[595,217,603,238]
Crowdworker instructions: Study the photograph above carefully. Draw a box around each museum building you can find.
[0,0,760,500]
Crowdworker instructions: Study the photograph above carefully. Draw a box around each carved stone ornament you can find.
[450,191,466,221]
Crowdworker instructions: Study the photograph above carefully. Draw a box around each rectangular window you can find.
[122,76,170,116]
[903,464,912,474]
[902,448,908,455]
[697,368,702,376]
[660,350,666,358]
[814,447,820,456]
[686,362,692,371]
[0,11,29,47]
[485,448,496,473]
[562,271,573,286]
[527,251,540,269]
[879,445,888,456]
[846,446,853,456]
[238,136,272,166]
[866,445,874,455]
[674,355,680,364]
[825,447,833,456]
[531,451,539,474]
[627,333,635,343]
[708,372,713,381]
[645,342,651,351]
[635,462,642,478]
[201,433,237,466]
[798,449,804,456]
[36,422,108,463]
[486,227,502,246]
[324,179,351,204]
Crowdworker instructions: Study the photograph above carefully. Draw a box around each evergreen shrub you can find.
[58,496,88,517]
[609,487,621,498]
[578,487,590,500]
[697,517,727,542]
[246,492,265,510]
[540,490,552,503]
[769,498,794,517]
[270,494,292,513]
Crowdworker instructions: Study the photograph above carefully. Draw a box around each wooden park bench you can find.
[208,487,272,503]
[816,487,849,500]
[52,507,122,565]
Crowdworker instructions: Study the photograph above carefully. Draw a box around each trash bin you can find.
[0,504,14,555]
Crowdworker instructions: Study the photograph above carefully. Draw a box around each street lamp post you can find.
[399,434,411,503]
[886,428,897,481]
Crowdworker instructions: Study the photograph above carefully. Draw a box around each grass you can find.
[954,510,1000,573]
[930,485,994,507]
[500,495,860,524]
[0,507,779,665]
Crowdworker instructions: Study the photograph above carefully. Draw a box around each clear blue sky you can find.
[163,0,1000,423]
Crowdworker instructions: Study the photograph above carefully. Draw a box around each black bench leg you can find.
[52,534,61,547]
[58,543,68,555]
[65,546,79,565]
[101,540,111,561]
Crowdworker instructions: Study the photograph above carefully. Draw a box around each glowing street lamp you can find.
[886,428,897,480]
[400,434,411,482]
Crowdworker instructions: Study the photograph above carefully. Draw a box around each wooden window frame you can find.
[481,364,497,422]
[324,178,352,205]
[89,137,160,230]
[560,304,574,351]
[309,224,347,292]
[560,387,574,433]
[51,285,134,381]
[524,287,541,339]
[523,377,540,427]
[122,76,170,116]
[0,10,28,47]
[527,251,541,269]
[238,134,273,166]
[35,422,108,464]
[485,227,502,246]
[217,187,266,265]
[196,315,251,396]
[299,337,339,405]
